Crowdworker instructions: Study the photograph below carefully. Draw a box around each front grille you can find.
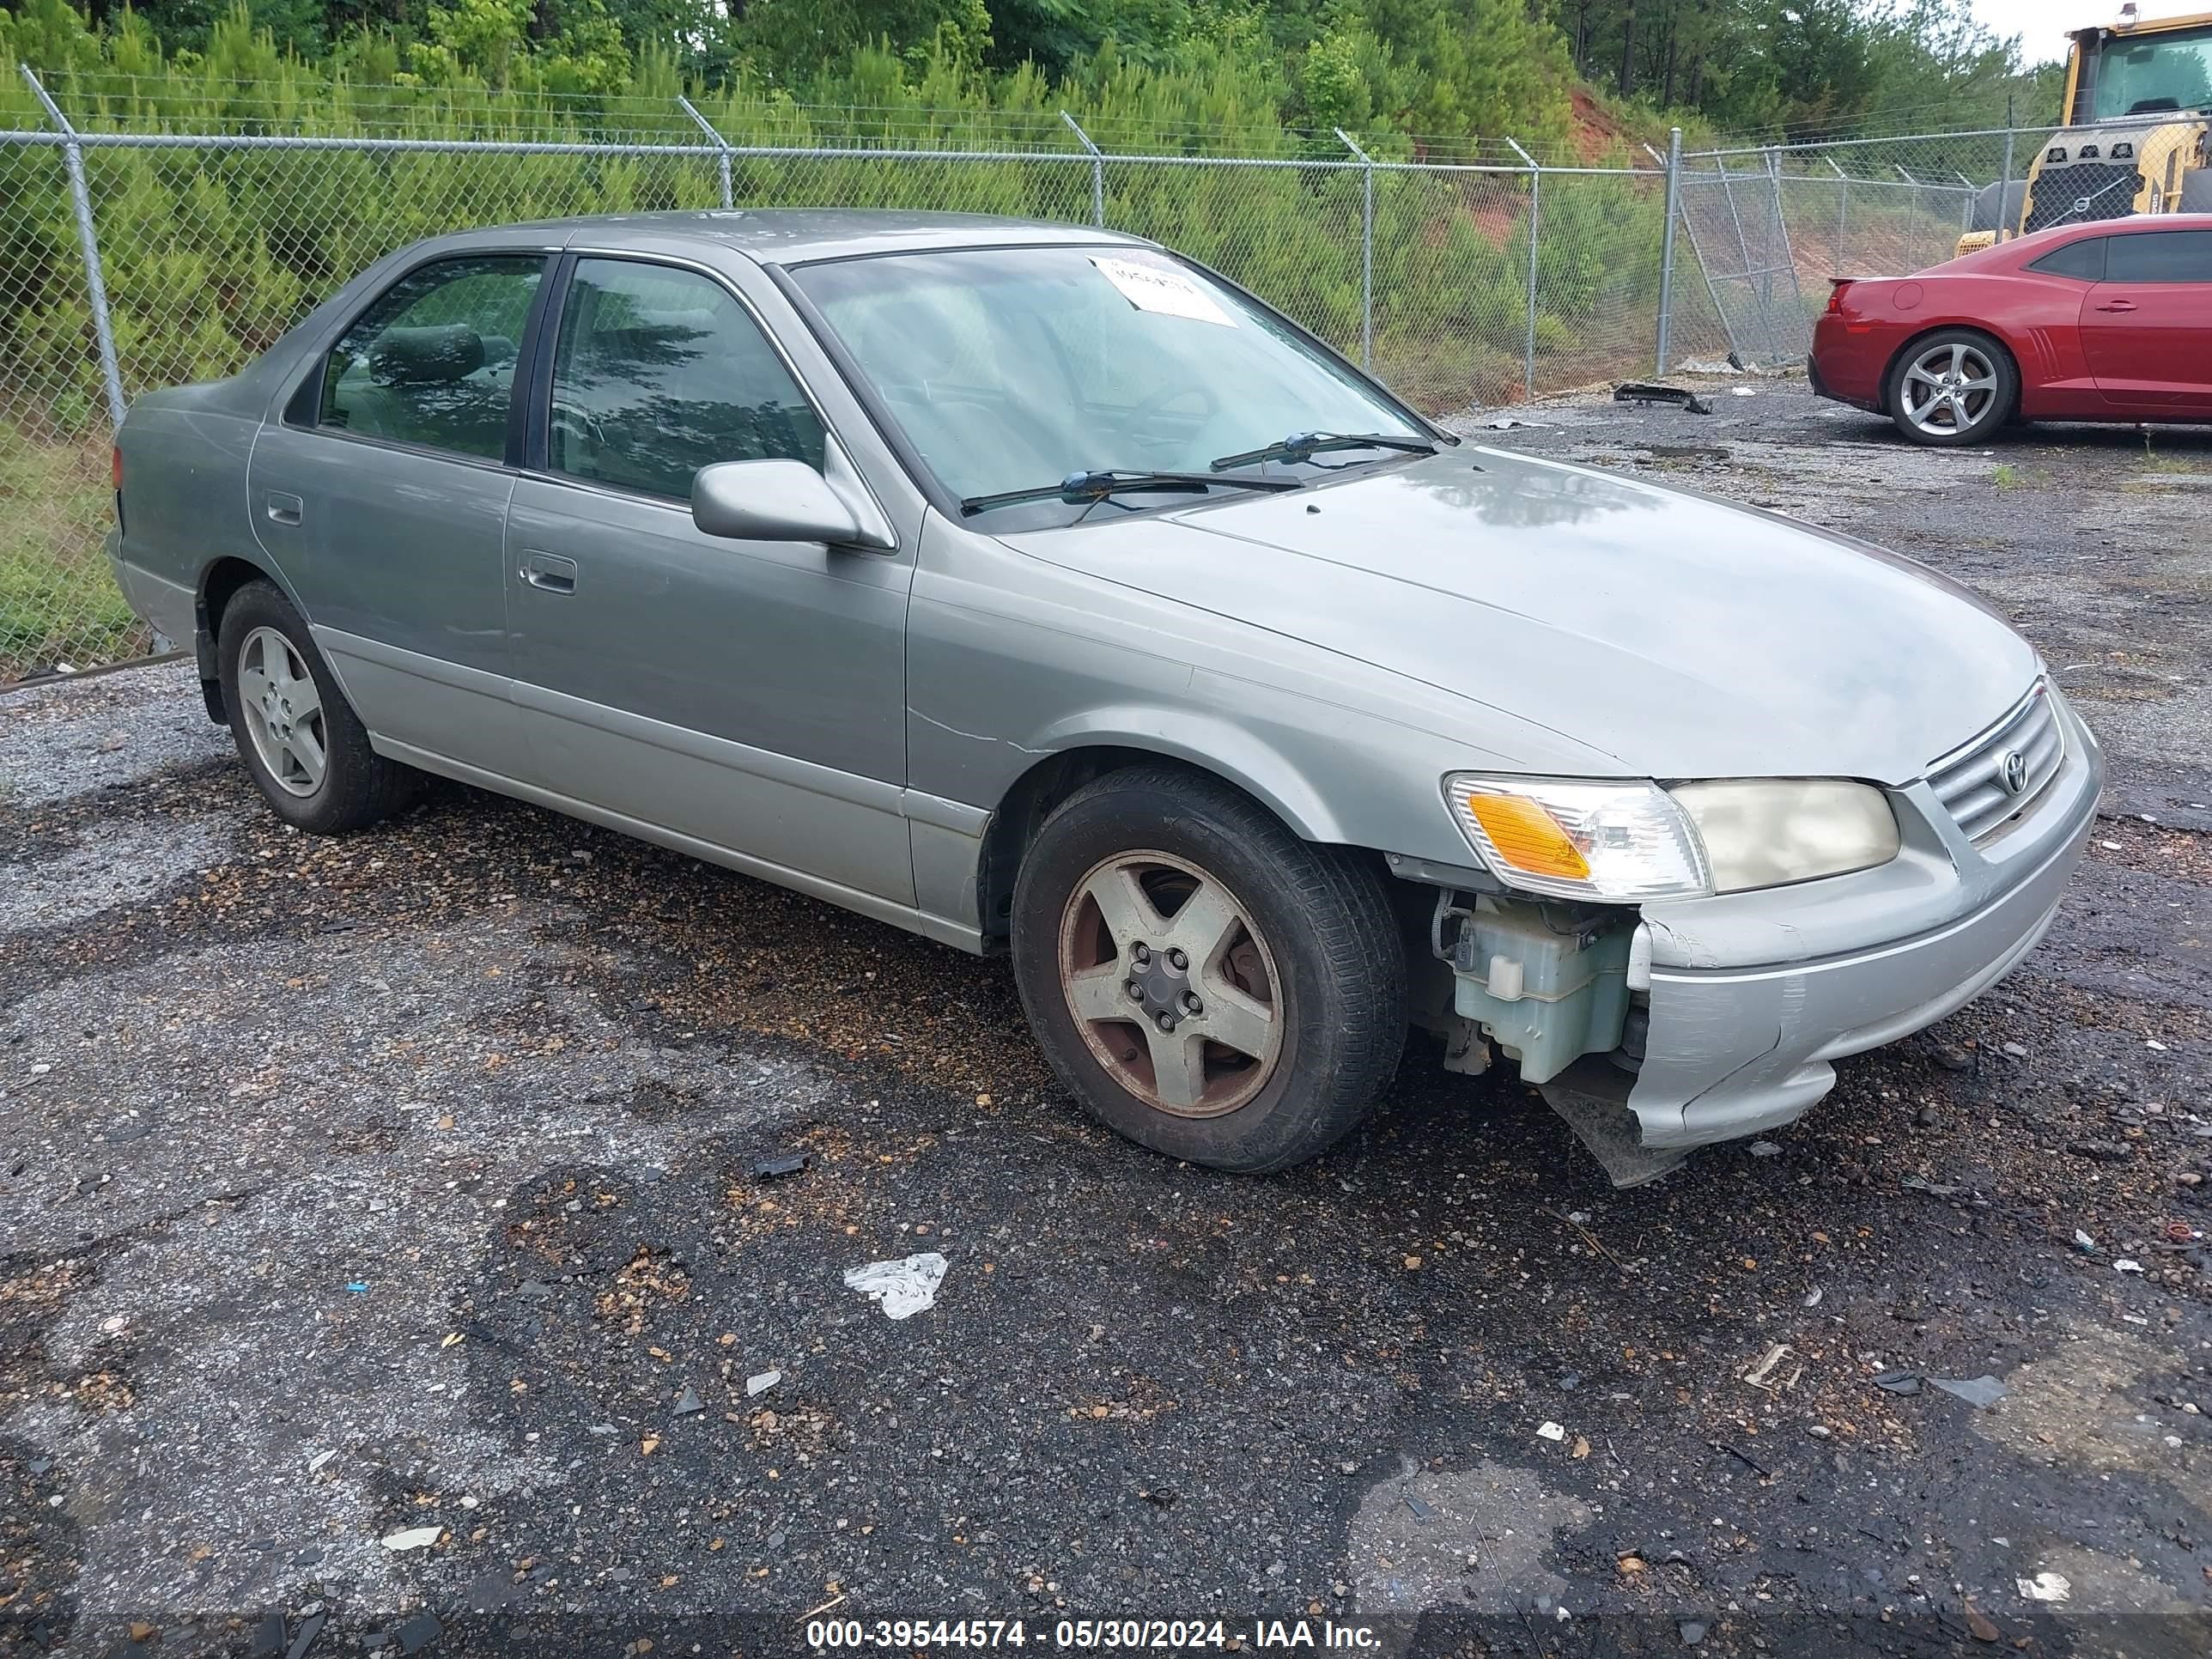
[2024,162,2139,232]
[1924,681,2066,843]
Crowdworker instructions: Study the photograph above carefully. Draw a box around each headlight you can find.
[1444,774,1899,900]
[1670,779,1899,894]
[1444,775,1710,900]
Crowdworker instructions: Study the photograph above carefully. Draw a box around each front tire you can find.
[1886,329,2017,447]
[1010,766,1407,1173]
[217,580,417,833]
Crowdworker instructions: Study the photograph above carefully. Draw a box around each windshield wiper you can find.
[959,467,1302,517]
[1210,430,1439,471]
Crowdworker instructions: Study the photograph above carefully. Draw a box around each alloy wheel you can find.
[1055,849,1283,1118]
[1900,341,1999,437]
[237,625,327,797]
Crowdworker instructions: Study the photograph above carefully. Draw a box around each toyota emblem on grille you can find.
[2000,749,2029,795]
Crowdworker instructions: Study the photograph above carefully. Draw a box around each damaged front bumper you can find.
[1440,685,2102,1162]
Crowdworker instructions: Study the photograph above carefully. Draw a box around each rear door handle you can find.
[2095,301,2138,313]
[264,492,303,526]
[519,550,578,594]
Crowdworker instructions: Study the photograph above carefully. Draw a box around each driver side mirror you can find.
[691,459,866,546]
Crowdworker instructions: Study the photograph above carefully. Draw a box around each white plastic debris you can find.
[2017,1572,2071,1603]
[842,1252,949,1320]
[306,1449,337,1474]
[1730,386,1758,397]
[1742,1343,1793,1389]
[380,1526,444,1553]
[2075,1230,2096,1251]
[745,1370,782,1397]
[2115,1258,2144,1274]
[1536,1421,1567,1442]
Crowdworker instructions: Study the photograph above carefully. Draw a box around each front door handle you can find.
[264,492,303,526]
[2095,300,2138,313]
[519,550,578,594]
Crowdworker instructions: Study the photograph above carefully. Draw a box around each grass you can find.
[0,428,145,680]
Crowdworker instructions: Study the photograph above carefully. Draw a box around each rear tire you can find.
[217,580,418,834]
[1010,765,1407,1173]
[1886,329,2017,447]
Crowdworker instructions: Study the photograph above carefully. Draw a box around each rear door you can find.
[246,252,549,776]
[2080,228,2212,411]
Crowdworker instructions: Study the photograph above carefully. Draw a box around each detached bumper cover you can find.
[1623,688,2101,1149]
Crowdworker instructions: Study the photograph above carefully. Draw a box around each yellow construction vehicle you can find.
[1959,3,2212,253]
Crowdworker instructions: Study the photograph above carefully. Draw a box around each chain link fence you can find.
[51,66,2200,682]
[1680,114,2209,363]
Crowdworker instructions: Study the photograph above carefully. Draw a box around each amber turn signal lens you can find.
[1462,793,1590,881]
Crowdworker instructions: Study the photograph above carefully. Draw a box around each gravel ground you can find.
[4,383,2212,1659]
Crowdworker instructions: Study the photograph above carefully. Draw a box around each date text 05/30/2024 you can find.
[805,1619,1382,1650]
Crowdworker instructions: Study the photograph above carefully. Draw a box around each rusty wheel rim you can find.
[1055,849,1283,1119]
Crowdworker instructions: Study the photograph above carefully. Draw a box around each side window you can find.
[547,258,826,501]
[319,256,544,459]
[2104,230,2212,283]
[2027,237,2106,281]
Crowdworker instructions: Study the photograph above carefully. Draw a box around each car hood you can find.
[994,446,2038,784]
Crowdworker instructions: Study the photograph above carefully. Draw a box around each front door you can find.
[504,254,915,904]
[246,252,547,775]
[2081,228,2212,412]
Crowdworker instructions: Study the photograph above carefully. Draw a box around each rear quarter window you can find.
[2026,237,2106,280]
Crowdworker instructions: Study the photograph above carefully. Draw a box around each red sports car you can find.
[1809,214,2212,446]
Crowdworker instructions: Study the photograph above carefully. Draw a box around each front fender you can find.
[1024,701,1346,844]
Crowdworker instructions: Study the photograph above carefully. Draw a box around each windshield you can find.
[2085,24,2212,120]
[791,245,1429,523]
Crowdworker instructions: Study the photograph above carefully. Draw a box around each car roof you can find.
[1936,212,2212,273]
[447,209,1154,267]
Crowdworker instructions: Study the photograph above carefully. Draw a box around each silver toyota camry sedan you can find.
[106,210,2100,1182]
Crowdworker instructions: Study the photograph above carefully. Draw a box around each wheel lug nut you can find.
[1183,993,1202,1015]
[1168,948,1188,970]
[1132,943,1150,964]
[1155,1012,1175,1031]
[1126,981,1143,1002]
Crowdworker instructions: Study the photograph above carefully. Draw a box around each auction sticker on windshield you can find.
[1091,255,1236,326]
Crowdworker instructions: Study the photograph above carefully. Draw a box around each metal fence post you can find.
[1998,95,2016,241]
[1505,137,1540,400]
[1656,126,1682,374]
[1826,155,1850,274]
[678,94,734,208]
[1336,128,1375,372]
[1765,147,1806,361]
[1060,112,1104,227]
[22,64,125,430]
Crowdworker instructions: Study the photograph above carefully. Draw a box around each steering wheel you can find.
[1127,380,1220,432]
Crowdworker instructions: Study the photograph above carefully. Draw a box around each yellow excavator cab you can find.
[1957,6,2212,254]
